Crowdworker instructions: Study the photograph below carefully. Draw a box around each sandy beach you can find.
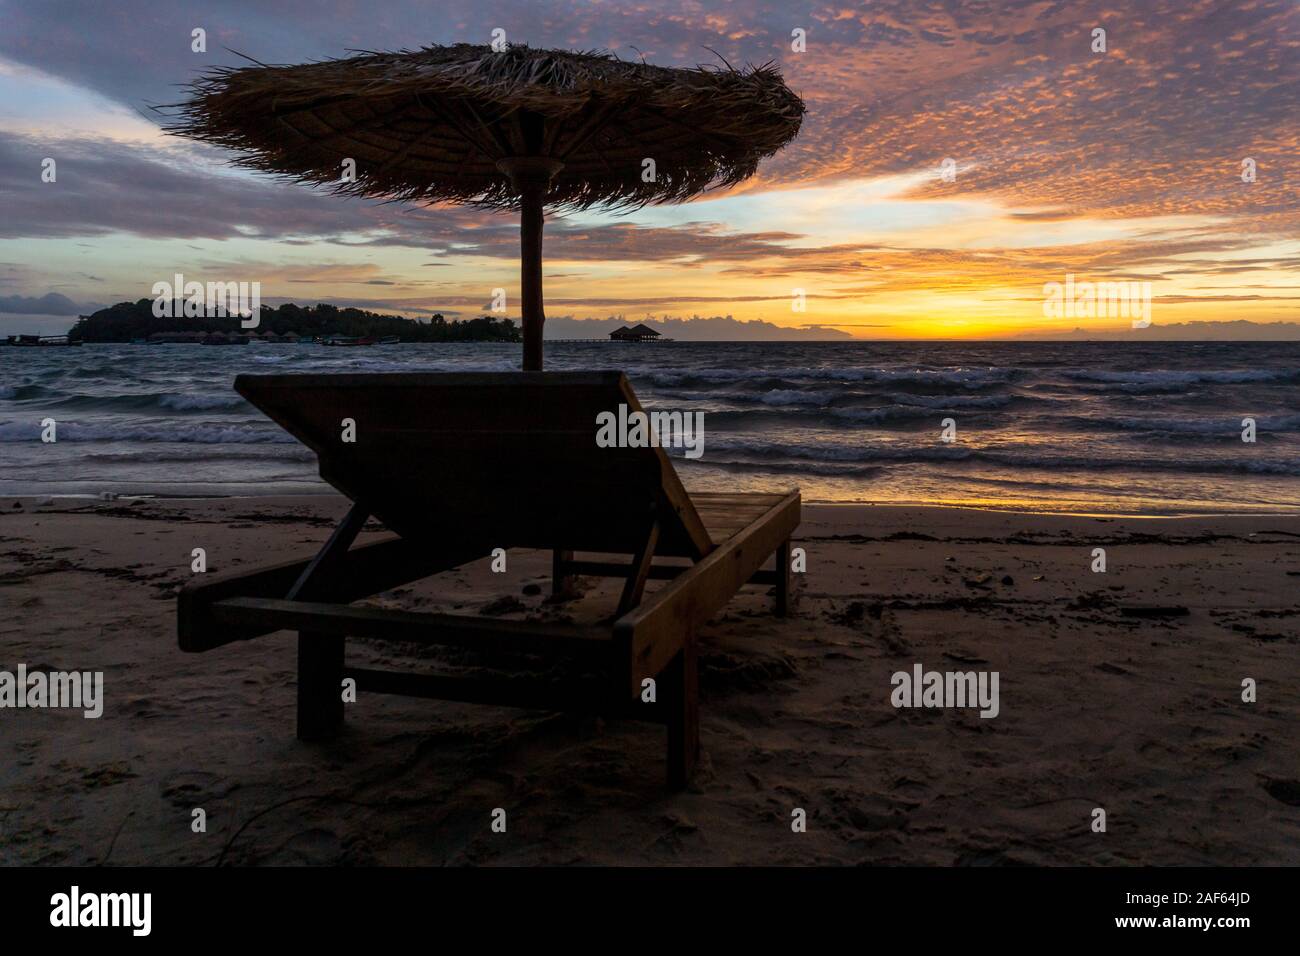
[2,494,1298,866]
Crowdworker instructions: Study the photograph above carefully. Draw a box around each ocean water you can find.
[1,340,1297,514]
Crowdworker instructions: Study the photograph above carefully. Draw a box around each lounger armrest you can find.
[178,534,490,651]
[612,491,800,696]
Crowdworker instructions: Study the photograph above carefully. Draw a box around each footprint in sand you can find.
[160,770,236,807]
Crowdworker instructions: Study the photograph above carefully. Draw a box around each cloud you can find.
[3,0,1294,230]
[0,130,504,243]
[0,0,1296,336]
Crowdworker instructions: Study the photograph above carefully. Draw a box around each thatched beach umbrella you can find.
[167,43,804,369]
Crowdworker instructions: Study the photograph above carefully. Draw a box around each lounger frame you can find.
[177,372,800,788]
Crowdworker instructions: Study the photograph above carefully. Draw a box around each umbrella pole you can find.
[519,183,545,371]
[498,157,564,372]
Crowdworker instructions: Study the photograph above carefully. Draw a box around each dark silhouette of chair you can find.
[178,371,800,787]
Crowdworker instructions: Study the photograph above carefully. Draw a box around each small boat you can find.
[320,335,377,347]
[377,336,401,345]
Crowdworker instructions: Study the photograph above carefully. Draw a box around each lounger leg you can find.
[774,538,792,617]
[664,635,699,790]
[552,548,575,598]
[297,630,344,741]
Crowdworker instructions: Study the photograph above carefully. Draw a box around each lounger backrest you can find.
[234,371,714,558]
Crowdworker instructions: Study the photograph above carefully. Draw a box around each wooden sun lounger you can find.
[177,371,800,788]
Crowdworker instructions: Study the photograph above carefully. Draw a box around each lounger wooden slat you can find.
[691,494,780,509]
[179,370,801,788]
[179,534,490,651]
[553,559,782,586]
[212,597,613,660]
[232,371,714,558]
[343,668,646,718]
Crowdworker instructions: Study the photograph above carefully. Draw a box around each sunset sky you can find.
[0,0,1297,339]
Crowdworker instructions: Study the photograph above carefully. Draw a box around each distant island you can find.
[67,300,521,344]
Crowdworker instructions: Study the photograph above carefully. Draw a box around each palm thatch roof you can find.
[164,43,805,212]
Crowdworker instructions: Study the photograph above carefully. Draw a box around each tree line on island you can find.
[67,300,521,343]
